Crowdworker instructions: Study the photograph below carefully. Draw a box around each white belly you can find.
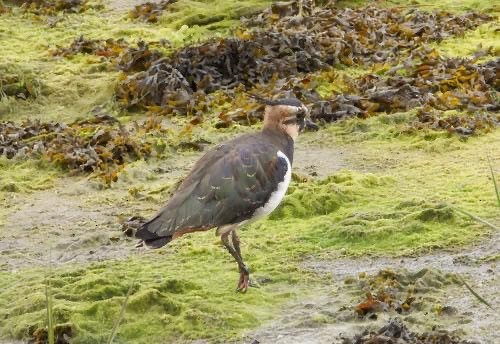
[251,150,291,221]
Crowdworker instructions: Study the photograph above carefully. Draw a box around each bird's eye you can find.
[296,109,306,119]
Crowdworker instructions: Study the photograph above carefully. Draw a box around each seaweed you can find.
[128,0,177,23]
[353,269,419,317]
[115,2,493,126]
[0,2,12,14]
[405,107,498,136]
[0,67,42,100]
[349,267,468,321]
[52,38,164,73]
[15,0,91,15]
[51,36,129,59]
[353,50,499,113]
[30,323,73,344]
[116,41,164,73]
[0,114,153,184]
[344,318,477,344]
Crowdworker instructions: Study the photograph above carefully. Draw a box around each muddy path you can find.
[107,0,163,11]
[0,152,198,270]
[0,142,349,271]
[246,231,499,343]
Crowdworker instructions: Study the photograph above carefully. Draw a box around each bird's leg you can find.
[221,231,250,292]
[231,230,242,259]
[231,230,255,289]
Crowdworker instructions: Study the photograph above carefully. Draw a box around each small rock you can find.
[440,305,458,316]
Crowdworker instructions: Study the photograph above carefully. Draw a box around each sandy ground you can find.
[246,231,499,343]
[107,0,163,11]
[0,143,346,270]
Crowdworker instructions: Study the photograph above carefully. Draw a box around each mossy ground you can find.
[0,158,60,235]
[0,257,303,343]
[432,22,500,61]
[1,127,497,342]
[0,0,498,343]
[0,158,59,193]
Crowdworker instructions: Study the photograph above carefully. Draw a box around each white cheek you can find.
[287,124,300,140]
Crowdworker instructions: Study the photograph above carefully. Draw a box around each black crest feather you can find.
[248,94,303,107]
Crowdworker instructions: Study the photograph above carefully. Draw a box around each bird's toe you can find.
[236,272,250,293]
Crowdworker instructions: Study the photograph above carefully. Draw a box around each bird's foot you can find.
[236,267,250,293]
[236,275,261,292]
[236,272,249,293]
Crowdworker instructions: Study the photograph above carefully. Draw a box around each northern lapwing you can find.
[135,96,317,292]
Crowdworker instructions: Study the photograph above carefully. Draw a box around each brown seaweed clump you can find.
[352,51,499,114]
[0,69,41,100]
[404,107,499,137]
[0,113,153,184]
[51,35,129,59]
[15,0,91,15]
[352,269,460,317]
[51,38,164,74]
[308,52,499,125]
[343,318,478,344]
[128,0,177,23]
[114,3,493,126]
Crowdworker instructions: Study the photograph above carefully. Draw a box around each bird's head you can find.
[251,95,318,140]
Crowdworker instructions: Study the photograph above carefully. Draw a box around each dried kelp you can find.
[0,71,41,100]
[340,269,480,343]
[51,36,128,59]
[352,51,499,114]
[0,115,152,184]
[405,107,499,136]
[269,51,499,128]
[250,4,493,67]
[116,41,164,72]
[31,323,73,344]
[349,268,467,321]
[115,3,492,122]
[52,38,164,74]
[115,30,325,113]
[15,0,90,15]
[353,269,419,317]
[128,0,176,23]
[344,318,476,344]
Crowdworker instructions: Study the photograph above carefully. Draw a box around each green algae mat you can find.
[0,0,498,343]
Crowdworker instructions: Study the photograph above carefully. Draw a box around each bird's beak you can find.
[299,105,318,132]
[304,118,319,131]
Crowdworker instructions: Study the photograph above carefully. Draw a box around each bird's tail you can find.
[135,216,173,249]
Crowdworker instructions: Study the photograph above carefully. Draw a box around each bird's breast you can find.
[250,150,291,221]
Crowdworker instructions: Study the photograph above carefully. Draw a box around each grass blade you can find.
[45,255,54,344]
[448,204,499,231]
[107,283,134,344]
[457,274,493,310]
[487,155,500,207]
[45,282,54,344]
